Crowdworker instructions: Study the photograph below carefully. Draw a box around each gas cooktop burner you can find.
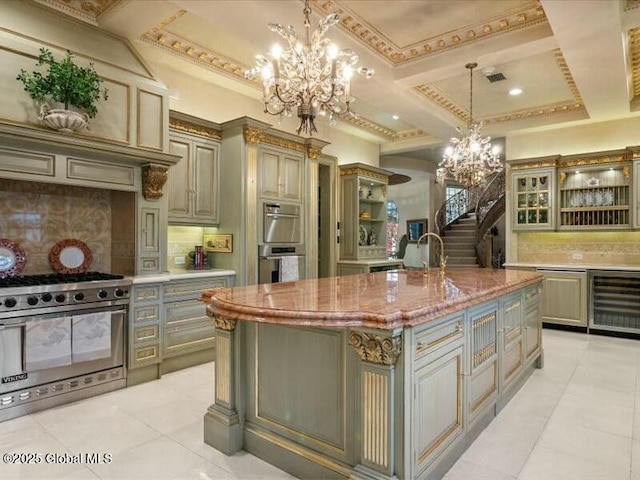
[0,271,124,288]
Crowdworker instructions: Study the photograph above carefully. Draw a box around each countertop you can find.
[504,262,640,272]
[337,258,404,265]
[202,268,543,330]
[131,269,236,284]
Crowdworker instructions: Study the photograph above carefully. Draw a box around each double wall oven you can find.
[0,272,130,421]
[259,203,305,284]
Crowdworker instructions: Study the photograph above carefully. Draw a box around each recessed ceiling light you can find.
[509,87,523,96]
[392,114,399,120]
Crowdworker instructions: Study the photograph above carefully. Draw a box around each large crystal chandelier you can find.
[438,63,502,188]
[245,0,373,136]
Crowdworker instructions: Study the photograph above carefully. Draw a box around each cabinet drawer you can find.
[134,285,161,302]
[165,300,209,325]
[130,343,160,368]
[164,277,230,301]
[165,321,215,358]
[414,313,464,358]
[525,284,541,306]
[133,324,159,344]
[132,304,160,324]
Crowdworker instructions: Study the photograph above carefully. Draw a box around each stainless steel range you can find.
[0,272,131,421]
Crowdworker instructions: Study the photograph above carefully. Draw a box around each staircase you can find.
[435,170,506,268]
[442,213,479,267]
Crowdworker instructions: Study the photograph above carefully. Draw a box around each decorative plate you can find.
[359,226,368,246]
[594,191,604,206]
[0,239,26,278]
[584,191,594,207]
[603,189,614,206]
[569,192,583,207]
[49,239,92,274]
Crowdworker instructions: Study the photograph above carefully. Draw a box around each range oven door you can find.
[0,305,125,395]
[0,318,26,386]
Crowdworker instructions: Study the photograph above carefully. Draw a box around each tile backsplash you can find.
[167,226,205,271]
[517,231,640,265]
[0,179,135,275]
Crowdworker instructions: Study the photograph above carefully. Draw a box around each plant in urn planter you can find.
[16,48,108,133]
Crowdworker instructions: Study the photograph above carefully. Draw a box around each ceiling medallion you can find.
[438,63,502,188]
[245,0,373,135]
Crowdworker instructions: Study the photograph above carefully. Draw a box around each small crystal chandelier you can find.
[245,0,373,136]
[438,62,502,188]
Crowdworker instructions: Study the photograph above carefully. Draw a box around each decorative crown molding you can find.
[310,0,546,66]
[170,118,221,140]
[413,49,585,126]
[35,0,122,24]
[348,331,402,365]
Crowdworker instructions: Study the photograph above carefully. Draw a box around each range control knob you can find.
[97,290,108,299]
[114,288,125,298]
[41,293,53,302]
[55,294,65,303]
[74,292,85,302]
[4,298,16,308]
[27,296,39,306]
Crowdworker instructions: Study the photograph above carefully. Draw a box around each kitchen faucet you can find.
[416,232,447,279]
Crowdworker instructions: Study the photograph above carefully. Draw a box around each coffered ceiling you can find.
[34,0,640,159]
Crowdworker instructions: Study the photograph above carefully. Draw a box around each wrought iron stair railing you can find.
[474,169,506,267]
[435,187,478,236]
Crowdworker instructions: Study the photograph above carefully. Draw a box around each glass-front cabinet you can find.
[558,163,631,230]
[512,168,555,230]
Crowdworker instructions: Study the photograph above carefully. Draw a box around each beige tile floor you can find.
[0,328,639,479]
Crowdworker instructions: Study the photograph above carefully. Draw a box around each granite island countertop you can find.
[202,268,543,330]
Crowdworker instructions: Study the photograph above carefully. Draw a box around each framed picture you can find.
[406,219,428,243]
[204,234,233,253]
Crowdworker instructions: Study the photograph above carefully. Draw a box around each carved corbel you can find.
[141,164,168,200]
[214,314,237,331]
[348,331,402,365]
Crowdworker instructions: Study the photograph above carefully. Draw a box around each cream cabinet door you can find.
[168,138,191,219]
[539,269,587,327]
[260,149,281,199]
[192,141,219,222]
[282,153,302,201]
[635,160,640,229]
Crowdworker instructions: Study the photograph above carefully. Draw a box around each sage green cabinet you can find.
[259,146,303,202]
[161,275,234,362]
[168,131,220,225]
[500,295,524,389]
[524,285,542,360]
[413,338,465,475]
[339,163,393,264]
[128,284,163,372]
[538,269,587,327]
[511,168,556,231]
[634,160,640,229]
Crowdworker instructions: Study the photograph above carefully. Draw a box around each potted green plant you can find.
[16,48,108,133]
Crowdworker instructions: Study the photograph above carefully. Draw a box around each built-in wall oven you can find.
[263,203,301,244]
[0,272,130,421]
[258,245,305,284]
[589,270,640,333]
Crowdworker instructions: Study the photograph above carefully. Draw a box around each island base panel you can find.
[204,405,242,455]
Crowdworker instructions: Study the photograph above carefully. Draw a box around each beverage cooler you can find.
[589,270,640,333]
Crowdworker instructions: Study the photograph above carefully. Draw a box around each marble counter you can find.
[504,262,640,271]
[131,268,236,284]
[202,268,542,330]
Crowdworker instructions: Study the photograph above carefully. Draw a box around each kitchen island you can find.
[201,268,544,480]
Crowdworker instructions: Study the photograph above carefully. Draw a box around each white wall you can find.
[387,172,435,268]
[148,62,381,165]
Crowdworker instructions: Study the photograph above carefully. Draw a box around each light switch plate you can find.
[572,252,583,260]
[174,256,186,265]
